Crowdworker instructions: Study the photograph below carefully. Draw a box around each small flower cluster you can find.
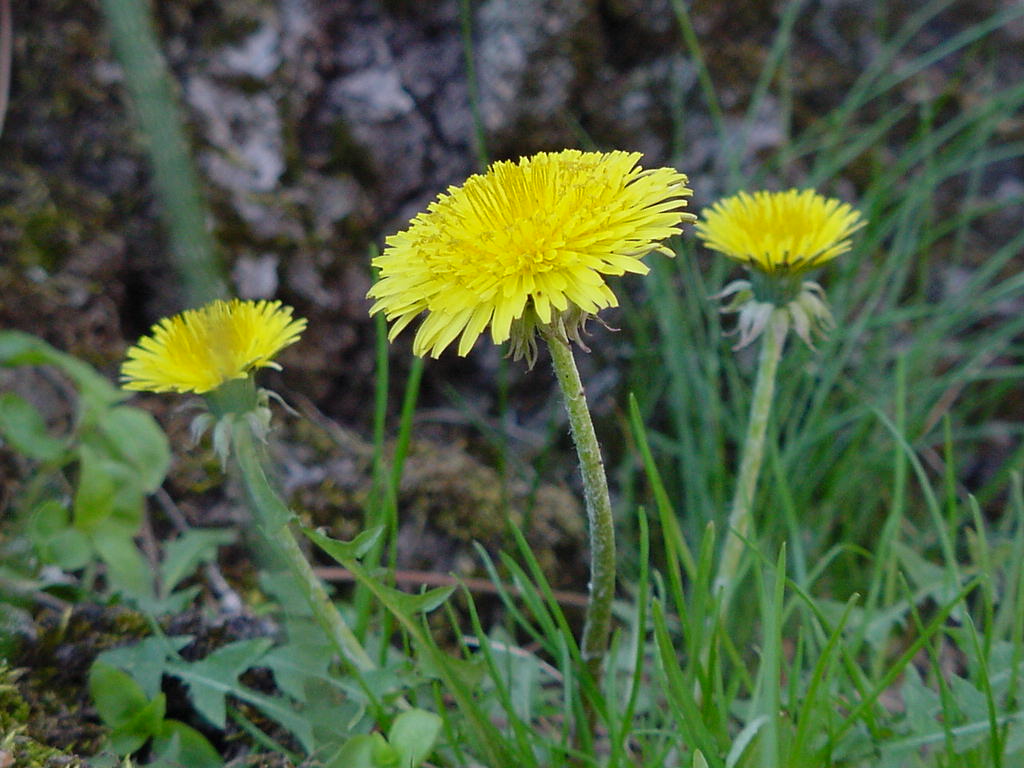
[120,157,865,399]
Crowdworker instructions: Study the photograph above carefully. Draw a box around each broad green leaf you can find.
[89,661,151,729]
[388,709,442,768]
[152,719,222,768]
[28,495,70,536]
[327,734,382,768]
[28,499,71,539]
[39,527,93,571]
[73,445,145,534]
[29,497,90,572]
[86,406,171,493]
[92,526,153,600]
[0,392,64,461]
[109,693,166,755]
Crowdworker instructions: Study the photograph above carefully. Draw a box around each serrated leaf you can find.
[305,526,451,619]
[416,648,485,688]
[261,625,332,703]
[901,664,940,737]
[165,638,273,728]
[948,674,988,723]
[160,528,235,595]
[98,636,193,699]
[148,585,203,616]
[304,525,385,562]
[0,392,65,461]
[388,709,442,768]
[893,542,955,603]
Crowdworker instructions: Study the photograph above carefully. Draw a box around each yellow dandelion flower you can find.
[695,188,864,275]
[368,149,694,359]
[121,299,307,394]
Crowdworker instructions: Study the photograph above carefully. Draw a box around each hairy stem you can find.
[232,420,377,676]
[714,309,788,610]
[544,331,616,692]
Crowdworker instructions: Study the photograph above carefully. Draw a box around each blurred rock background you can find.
[1,0,1022,576]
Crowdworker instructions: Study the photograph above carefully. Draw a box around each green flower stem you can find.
[543,330,616,685]
[714,309,789,609]
[231,420,377,676]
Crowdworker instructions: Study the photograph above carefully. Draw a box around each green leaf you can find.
[415,648,485,688]
[28,499,70,538]
[260,620,333,703]
[152,720,222,768]
[388,709,442,768]
[305,526,452,618]
[372,733,401,767]
[92,525,154,600]
[41,527,94,571]
[165,638,273,728]
[304,525,385,561]
[327,734,382,768]
[73,445,145,535]
[160,528,235,596]
[148,585,203,616]
[0,330,124,411]
[27,499,94,570]
[109,693,166,755]
[0,392,64,462]
[88,405,171,493]
[301,677,367,748]
[97,636,193,699]
[89,661,151,729]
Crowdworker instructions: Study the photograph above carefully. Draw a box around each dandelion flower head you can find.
[368,149,694,359]
[121,299,307,394]
[696,189,864,275]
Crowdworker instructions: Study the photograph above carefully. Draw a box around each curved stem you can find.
[543,331,616,686]
[714,309,788,610]
[231,420,378,678]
